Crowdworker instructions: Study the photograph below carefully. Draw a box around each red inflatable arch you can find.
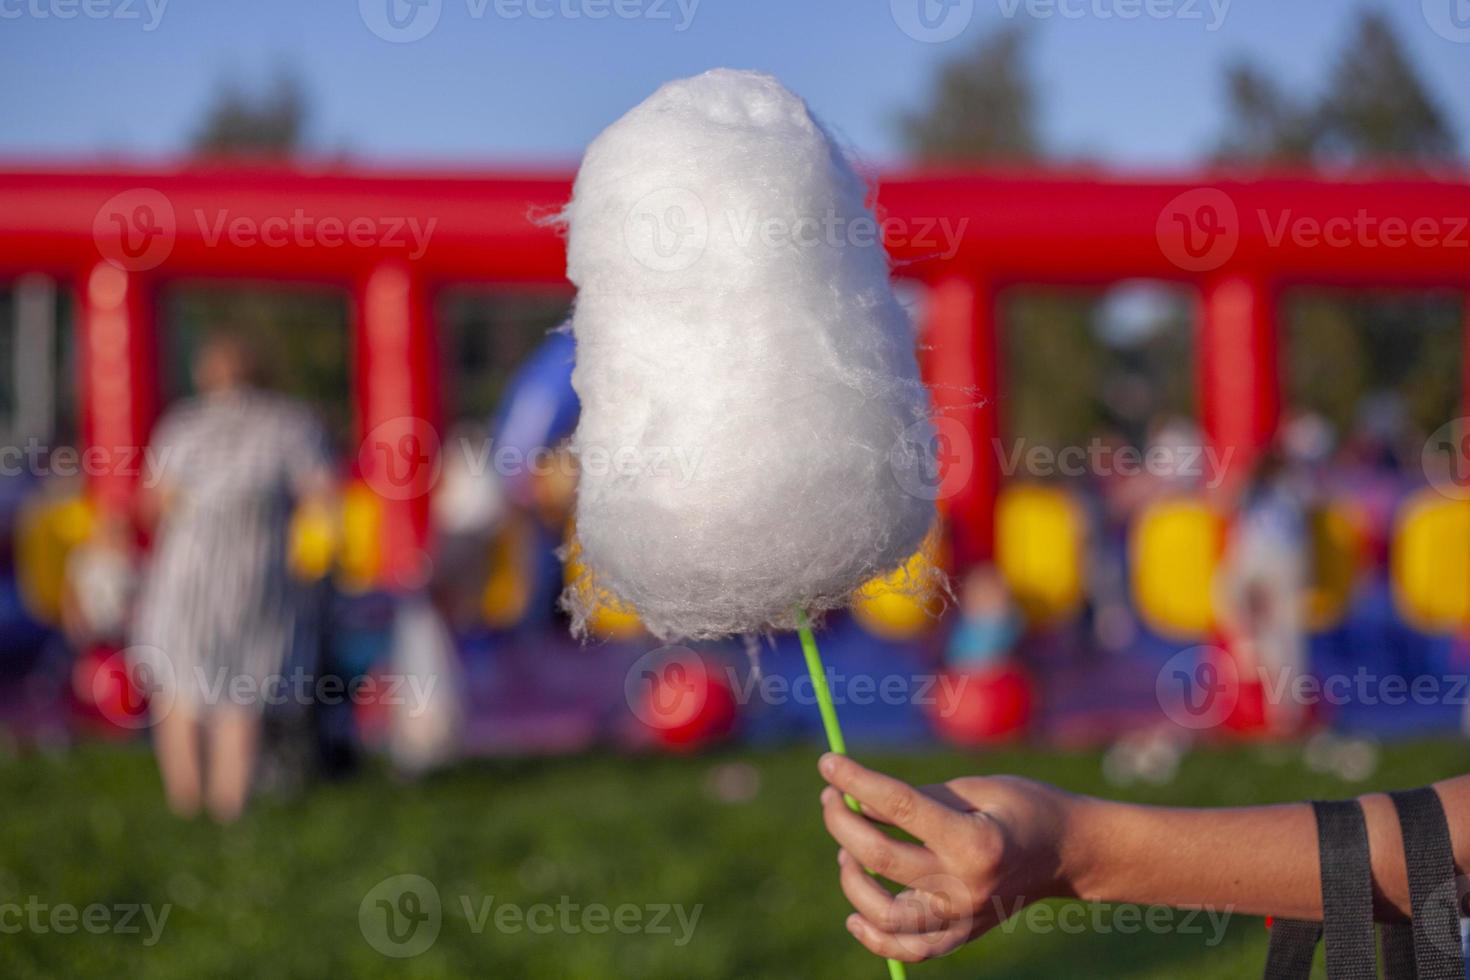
[1,164,1467,581]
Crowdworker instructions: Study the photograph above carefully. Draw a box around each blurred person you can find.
[943,565,1020,670]
[1101,416,1211,521]
[430,421,506,628]
[1215,447,1310,736]
[1335,392,1415,566]
[132,330,333,822]
[929,565,1035,745]
[60,508,137,653]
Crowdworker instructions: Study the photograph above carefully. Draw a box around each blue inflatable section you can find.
[492,328,579,505]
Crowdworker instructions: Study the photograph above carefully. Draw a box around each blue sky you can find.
[0,0,1466,169]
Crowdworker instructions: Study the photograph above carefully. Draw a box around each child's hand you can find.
[818,753,1080,963]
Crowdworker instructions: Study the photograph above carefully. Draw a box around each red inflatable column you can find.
[921,274,999,568]
[1200,274,1278,492]
[79,261,155,511]
[354,261,439,589]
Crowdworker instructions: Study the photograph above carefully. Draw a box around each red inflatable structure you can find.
[1,164,1467,584]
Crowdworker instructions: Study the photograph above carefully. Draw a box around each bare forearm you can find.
[1062,775,1470,922]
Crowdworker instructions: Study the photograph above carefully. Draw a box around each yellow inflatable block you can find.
[996,484,1085,626]
[337,481,384,593]
[1307,501,1366,631]
[852,529,947,640]
[1392,491,1470,633]
[563,525,643,641]
[481,516,534,629]
[1131,497,1222,640]
[15,493,95,625]
[288,500,339,582]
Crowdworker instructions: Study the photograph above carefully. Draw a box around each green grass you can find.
[0,738,1465,979]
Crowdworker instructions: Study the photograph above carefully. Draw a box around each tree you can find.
[191,72,308,159]
[1214,63,1319,165]
[1316,12,1457,163]
[898,26,1041,163]
[1215,11,1458,166]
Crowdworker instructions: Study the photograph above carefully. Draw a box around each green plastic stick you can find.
[796,609,908,980]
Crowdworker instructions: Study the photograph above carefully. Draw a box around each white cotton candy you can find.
[561,68,936,641]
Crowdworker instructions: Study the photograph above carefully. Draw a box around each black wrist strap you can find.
[1316,799,1380,980]
[1264,799,1377,980]
[1388,788,1465,980]
[1383,923,1418,979]
[1264,789,1467,980]
[1264,917,1322,980]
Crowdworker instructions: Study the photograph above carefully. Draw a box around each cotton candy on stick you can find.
[562,68,935,639]
[561,69,937,978]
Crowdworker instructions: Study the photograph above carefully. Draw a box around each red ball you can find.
[638,655,738,752]
[927,663,1033,745]
[71,647,147,734]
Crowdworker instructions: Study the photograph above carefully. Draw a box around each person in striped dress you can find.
[132,331,333,822]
